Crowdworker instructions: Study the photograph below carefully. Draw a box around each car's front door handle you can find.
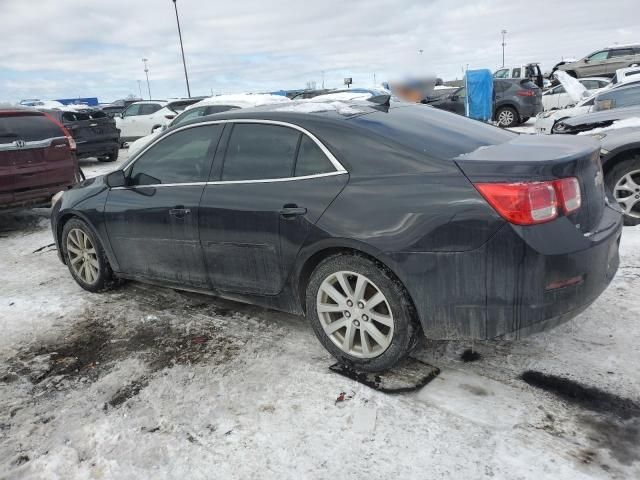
[169,207,191,218]
[279,204,307,218]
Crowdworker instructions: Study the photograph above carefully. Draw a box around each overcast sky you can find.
[1,0,638,103]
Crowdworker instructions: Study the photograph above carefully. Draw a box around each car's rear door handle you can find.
[279,204,307,218]
[169,207,191,218]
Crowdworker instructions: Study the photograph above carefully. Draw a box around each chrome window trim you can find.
[123,118,347,175]
[0,136,66,152]
[111,170,347,190]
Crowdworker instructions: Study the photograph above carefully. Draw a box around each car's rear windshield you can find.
[0,114,63,142]
[352,104,516,159]
[61,110,108,122]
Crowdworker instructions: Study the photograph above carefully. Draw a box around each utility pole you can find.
[142,58,151,100]
[172,0,191,98]
[137,80,142,98]
[501,29,507,68]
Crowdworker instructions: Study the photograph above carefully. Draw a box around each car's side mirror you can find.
[584,58,590,63]
[118,112,125,119]
[106,170,127,188]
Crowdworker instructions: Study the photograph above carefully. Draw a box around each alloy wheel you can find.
[66,228,99,284]
[316,271,394,358]
[614,169,640,219]
[498,109,515,126]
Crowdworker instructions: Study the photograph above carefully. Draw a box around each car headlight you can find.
[592,133,607,140]
[600,148,610,156]
[51,190,65,207]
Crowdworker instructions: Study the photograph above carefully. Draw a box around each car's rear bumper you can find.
[76,139,120,159]
[388,205,623,340]
[0,182,74,210]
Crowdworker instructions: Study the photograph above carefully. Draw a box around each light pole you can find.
[321,70,325,89]
[172,0,191,98]
[137,80,142,99]
[142,58,151,100]
[501,29,507,68]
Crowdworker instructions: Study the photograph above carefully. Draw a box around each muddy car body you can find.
[51,101,622,371]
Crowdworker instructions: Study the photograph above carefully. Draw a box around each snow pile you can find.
[306,91,374,102]
[580,116,640,135]
[187,93,290,111]
[554,70,588,102]
[276,101,362,115]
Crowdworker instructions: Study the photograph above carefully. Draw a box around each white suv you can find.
[115,99,200,146]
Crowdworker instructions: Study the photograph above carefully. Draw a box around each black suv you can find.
[427,79,542,128]
[43,109,120,162]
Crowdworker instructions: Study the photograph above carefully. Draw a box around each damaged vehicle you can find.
[43,108,120,162]
[1,107,79,210]
[596,125,640,225]
[51,99,621,372]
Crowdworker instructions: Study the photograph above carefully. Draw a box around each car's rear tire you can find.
[61,218,118,292]
[99,148,119,162]
[605,155,640,226]
[305,254,421,373]
[520,117,530,124]
[495,106,519,128]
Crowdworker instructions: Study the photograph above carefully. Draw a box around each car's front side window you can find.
[588,51,609,61]
[172,107,207,127]
[221,124,300,181]
[128,124,222,185]
[493,69,508,78]
[122,104,141,117]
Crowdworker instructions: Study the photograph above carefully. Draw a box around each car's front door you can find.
[199,121,348,295]
[103,124,223,288]
[117,103,143,141]
[580,50,609,77]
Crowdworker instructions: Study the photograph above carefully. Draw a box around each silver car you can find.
[557,45,640,78]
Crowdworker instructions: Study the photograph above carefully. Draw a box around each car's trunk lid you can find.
[454,134,605,234]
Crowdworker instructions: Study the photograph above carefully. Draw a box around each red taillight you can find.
[475,177,581,226]
[516,89,536,97]
[555,177,582,214]
[43,112,76,151]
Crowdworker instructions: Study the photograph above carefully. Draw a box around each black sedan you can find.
[51,100,622,372]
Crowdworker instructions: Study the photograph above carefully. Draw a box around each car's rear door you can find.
[606,48,636,76]
[199,121,348,295]
[103,124,223,288]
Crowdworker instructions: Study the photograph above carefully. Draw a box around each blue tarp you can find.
[464,69,493,121]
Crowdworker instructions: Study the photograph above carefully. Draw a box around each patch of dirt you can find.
[521,370,640,466]
[3,305,242,403]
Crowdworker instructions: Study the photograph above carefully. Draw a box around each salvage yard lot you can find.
[1,152,639,479]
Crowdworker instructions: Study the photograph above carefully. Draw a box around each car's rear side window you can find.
[222,124,300,181]
[0,114,63,142]
[129,124,222,185]
[294,135,335,177]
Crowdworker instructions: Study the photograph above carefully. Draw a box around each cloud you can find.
[0,0,638,102]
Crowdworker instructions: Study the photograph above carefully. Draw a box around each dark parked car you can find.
[43,108,120,162]
[1,108,79,210]
[553,105,640,134]
[596,126,640,225]
[426,78,542,127]
[51,101,621,372]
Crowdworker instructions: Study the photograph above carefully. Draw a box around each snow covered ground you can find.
[1,150,639,479]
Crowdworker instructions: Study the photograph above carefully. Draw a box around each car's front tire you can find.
[306,254,421,372]
[605,155,640,226]
[61,218,118,292]
[495,106,519,128]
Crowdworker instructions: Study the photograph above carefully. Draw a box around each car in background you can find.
[557,45,640,78]
[595,126,640,225]
[100,98,142,118]
[552,105,640,135]
[493,63,544,88]
[542,77,610,111]
[127,94,291,156]
[536,81,640,134]
[115,98,202,146]
[1,108,79,210]
[51,99,621,372]
[42,108,120,162]
[427,78,542,128]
